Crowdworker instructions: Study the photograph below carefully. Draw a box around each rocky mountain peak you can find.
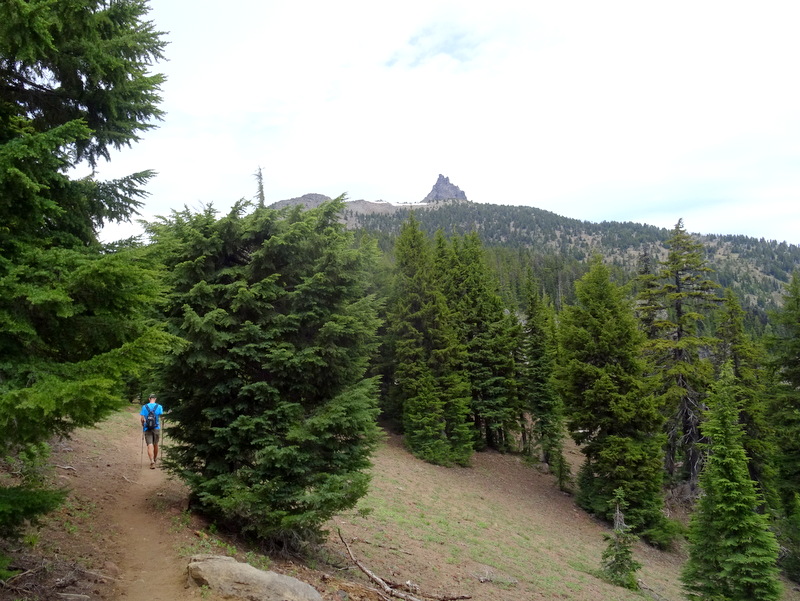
[422,174,468,203]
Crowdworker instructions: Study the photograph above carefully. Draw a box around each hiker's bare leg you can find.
[147,443,155,463]
[153,442,159,462]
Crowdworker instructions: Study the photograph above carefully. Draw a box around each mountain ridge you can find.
[269,179,800,320]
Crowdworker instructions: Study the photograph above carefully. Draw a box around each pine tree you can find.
[556,258,668,540]
[682,363,781,601]
[153,199,383,548]
[638,219,721,485]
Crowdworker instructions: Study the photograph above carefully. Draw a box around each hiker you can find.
[140,393,164,469]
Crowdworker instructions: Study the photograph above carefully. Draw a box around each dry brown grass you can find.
[326,432,800,601]
[9,410,800,601]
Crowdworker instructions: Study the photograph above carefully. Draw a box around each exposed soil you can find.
[3,406,800,601]
[0,407,201,601]
[0,407,387,601]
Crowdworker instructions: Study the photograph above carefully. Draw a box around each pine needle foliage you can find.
[682,363,782,601]
[152,199,383,549]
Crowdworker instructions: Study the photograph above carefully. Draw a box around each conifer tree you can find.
[767,271,800,508]
[765,271,800,579]
[556,258,668,540]
[518,275,569,487]
[438,232,519,451]
[600,489,641,591]
[716,289,776,507]
[0,0,172,536]
[682,363,782,601]
[152,199,382,548]
[637,219,720,485]
[384,218,473,465]
[633,246,662,340]
[0,0,170,436]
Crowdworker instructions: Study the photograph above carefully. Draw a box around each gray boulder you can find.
[187,554,322,601]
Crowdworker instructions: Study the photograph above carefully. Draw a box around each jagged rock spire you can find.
[422,174,468,203]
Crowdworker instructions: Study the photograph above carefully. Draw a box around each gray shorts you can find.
[145,430,160,445]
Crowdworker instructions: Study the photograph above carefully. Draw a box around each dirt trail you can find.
[48,406,205,601]
[103,410,193,601]
[37,406,375,601]
[40,408,800,601]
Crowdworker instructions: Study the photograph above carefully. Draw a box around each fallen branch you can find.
[637,579,669,601]
[53,464,76,471]
[338,529,425,601]
[1,562,47,595]
[0,579,27,594]
[4,562,47,585]
[78,568,121,582]
[122,475,136,484]
[383,580,470,601]
[337,529,471,601]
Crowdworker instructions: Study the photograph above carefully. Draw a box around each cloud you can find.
[387,24,485,68]
[95,0,800,245]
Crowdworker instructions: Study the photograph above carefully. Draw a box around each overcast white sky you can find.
[97,0,800,245]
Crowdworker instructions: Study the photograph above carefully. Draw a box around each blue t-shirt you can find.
[140,402,163,431]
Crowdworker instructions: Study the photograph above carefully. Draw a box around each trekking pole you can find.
[140,430,145,469]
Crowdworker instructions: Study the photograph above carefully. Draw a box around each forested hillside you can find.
[368,209,800,597]
[339,198,800,330]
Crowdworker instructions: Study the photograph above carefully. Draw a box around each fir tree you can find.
[765,271,800,580]
[638,219,721,486]
[0,0,172,537]
[716,289,777,508]
[0,0,171,442]
[518,275,569,488]
[766,271,800,508]
[633,245,662,340]
[384,217,473,465]
[600,489,641,591]
[254,167,266,208]
[557,258,668,540]
[682,363,781,601]
[438,232,519,451]
[153,199,382,549]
